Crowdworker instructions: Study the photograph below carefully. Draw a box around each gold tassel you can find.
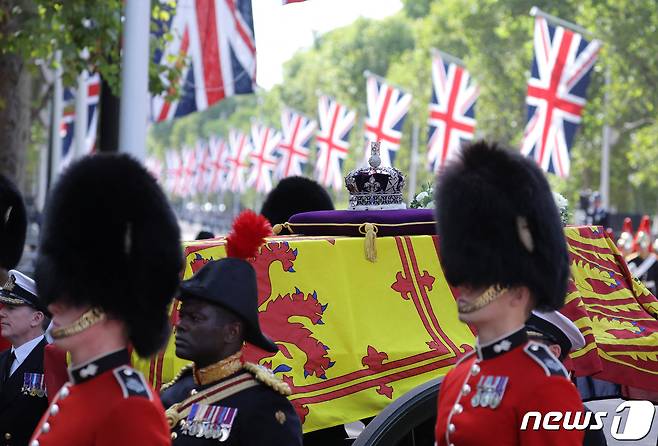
[360,223,378,262]
[272,222,293,235]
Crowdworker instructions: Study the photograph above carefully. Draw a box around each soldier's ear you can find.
[223,320,243,343]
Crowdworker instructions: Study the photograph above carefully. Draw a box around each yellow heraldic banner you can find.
[135,234,474,432]
[132,227,658,432]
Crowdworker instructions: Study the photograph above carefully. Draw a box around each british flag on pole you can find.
[195,142,212,195]
[207,136,230,193]
[316,95,356,191]
[165,150,184,197]
[427,50,478,173]
[248,123,281,193]
[226,130,253,193]
[521,16,601,177]
[151,0,256,122]
[180,147,198,197]
[363,73,412,167]
[277,109,316,179]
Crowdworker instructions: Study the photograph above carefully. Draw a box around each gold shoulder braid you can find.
[160,364,194,392]
[243,362,291,396]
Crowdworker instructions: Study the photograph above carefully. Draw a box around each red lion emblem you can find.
[243,241,334,380]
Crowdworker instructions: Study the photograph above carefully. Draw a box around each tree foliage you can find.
[149,1,658,213]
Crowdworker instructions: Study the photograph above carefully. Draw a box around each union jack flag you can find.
[248,123,281,193]
[60,72,100,171]
[207,136,229,193]
[521,16,601,177]
[180,147,198,197]
[225,130,252,192]
[363,73,412,167]
[277,109,316,178]
[315,95,356,191]
[60,88,76,170]
[145,156,164,183]
[152,0,256,122]
[165,150,184,196]
[84,73,100,154]
[427,51,479,173]
[195,142,212,194]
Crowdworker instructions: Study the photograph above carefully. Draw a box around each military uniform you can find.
[627,253,658,296]
[0,337,49,446]
[161,360,302,445]
[30,349,169,446]
[435,329,584,446]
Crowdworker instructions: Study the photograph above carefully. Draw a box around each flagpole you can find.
[119,0,151,162]
[529,7,592,37]
[431,49,466,67]
[73,71,88,160]
[601,66,612,209]
[49,50,63,187]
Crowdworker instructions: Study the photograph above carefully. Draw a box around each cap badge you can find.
[1,275,15,292]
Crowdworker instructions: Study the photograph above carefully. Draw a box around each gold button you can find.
[462,384,471,395]
[42,422,51,433]
[171,432,178,440]
[4,433,11,440]
[470,363,480,375]
[50,404,60,416]
[448,423,456,433]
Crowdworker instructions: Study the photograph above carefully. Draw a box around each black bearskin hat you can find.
[36,154,183,356]
[0,174,27,270]
[434,141,569,311]
[260,176,334,227]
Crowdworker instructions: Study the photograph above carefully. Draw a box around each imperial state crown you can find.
[345,141,406,210]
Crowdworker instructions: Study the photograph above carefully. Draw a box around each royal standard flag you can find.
[133,227,658,432]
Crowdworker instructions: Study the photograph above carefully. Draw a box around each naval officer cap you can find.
[525,310,585,358]
[0,269,50,315]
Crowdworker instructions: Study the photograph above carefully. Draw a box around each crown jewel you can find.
[345,141,406,210]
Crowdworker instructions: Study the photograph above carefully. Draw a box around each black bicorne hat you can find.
[0,174,27,270]
[179,210,278,352]
[434,141,570,311]
[35,154,183,357]
[179,258,277,352]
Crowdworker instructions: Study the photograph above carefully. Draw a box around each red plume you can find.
[226,210,272,259]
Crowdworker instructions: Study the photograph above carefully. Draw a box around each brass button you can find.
[31,440,40,446]
[448,423,456,433]
[171,432,178,440]
[4,433,11,440]
[470,363,480,375]
[50,404,60,416]
[453,403,463,414]
[462,384,471,395]
[42,422,51,433]
[59,387,70,398]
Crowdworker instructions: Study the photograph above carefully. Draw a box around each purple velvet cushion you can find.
[286,209,436,236]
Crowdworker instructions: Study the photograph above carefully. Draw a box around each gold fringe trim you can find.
[242,362,291,396]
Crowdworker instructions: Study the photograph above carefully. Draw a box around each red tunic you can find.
[435,329,584,446]
[29,350,170,446]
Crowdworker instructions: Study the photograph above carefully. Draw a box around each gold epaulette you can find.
[242,362,291,396]
[160,364,193,392]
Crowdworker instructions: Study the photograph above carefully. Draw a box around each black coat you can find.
[162,368,303,446]
[0,337,49,446]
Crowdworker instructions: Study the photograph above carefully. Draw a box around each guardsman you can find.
[161,210,303,445]
[626,215,658,296]
[0,174,27,285]
[0,270,50,446]
[29,154,183,446]
[0,173,28,353]
[525,311,607,446]
[433,141,584,445]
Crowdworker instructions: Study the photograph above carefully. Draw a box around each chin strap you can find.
[50,307,106,339]
[458,285,508,314]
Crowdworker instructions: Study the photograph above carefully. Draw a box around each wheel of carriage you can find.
[352,378,442,446]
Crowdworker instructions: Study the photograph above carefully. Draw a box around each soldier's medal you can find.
[471,376,485,408]
[480,376,495,408]
[489,376,509,409]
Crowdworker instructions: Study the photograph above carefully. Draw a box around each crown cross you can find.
[2,275,15,292]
